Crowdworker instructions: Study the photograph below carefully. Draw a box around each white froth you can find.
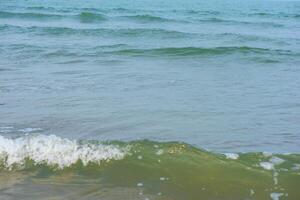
[260,162,274,170]
[263,152,273,157]
[224,153,239,160]
[137,183,143,187]
[0,126,13,133]
[270,193,284,200]
[0,134,128,169]
[156,149,164,155]
[270,157,284,165]
[18,128,43,133]
[260,156,285,171]
[292,164,300,171]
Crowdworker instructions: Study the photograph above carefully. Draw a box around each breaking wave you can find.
[0,134,128,169]
[0,134,299,199]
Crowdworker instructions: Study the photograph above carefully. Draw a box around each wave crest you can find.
[0,135,128,169]
[123,14,176,23]
[0,11,62,20]
[109,46,293,57]
[78,12,106,23]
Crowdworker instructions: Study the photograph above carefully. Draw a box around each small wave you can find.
[197,17,284,27]
[112,28,190,38]
[108,46,293,57]
[224,153,239,159]
[217,33,290,46]
[0,135,128,169]
[0,134,299,171]
[249,12,300,19]
[0,11,63,20]
[183,10,221,16]
[122,14,176,23]
[77,12,106,23]
[1,25,191,39]
[26,6,58,12]
[0,10,107,23]
[218,33,270,41]
[0,134,298,200]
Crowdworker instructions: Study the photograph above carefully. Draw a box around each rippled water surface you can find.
[1,0,300,152]
[1,0,300,199]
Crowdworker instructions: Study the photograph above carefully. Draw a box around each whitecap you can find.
[224,153,239,160]
[270,192,284,200]
[0,134,128,169]
[263,152,273,157]
[156,149,164,155]
[260,162,274,170]
[0,126,14,133]
[292,164,300,171]
[18,128,42,133]
[270,157,284,165]
[137,183,143,187]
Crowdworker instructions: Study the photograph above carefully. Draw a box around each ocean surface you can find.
[0,0,300,199]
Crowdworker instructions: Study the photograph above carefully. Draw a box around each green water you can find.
[0,137,299,200]
[1,0,300,199]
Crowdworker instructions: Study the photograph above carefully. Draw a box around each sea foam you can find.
[260,156,285,170]
[224,153,239,160]
[0,134,128,169]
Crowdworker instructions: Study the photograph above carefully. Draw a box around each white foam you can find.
[270,157,284,165]
[260,162,274,170]
[224,153,239,160]
[156,149,164,155]
[137,183,143,187]
[270,193,284,200]
[292,164,300,171]
[260,156,285,171]
[0,126,13,133]
[0,134,128,169]
[263,152,273,157]
[0,127,13,129]
[18,128,43,133]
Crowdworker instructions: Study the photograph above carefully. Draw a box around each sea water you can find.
[0,0,300,199]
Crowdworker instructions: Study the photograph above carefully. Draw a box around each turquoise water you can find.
[0,0,300,199]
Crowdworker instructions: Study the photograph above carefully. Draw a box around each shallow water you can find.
[0,0,300,199]
[0,135,300,200]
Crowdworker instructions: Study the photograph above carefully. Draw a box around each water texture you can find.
[0,0,300,199]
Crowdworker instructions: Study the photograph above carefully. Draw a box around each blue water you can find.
[1,0,300,153]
